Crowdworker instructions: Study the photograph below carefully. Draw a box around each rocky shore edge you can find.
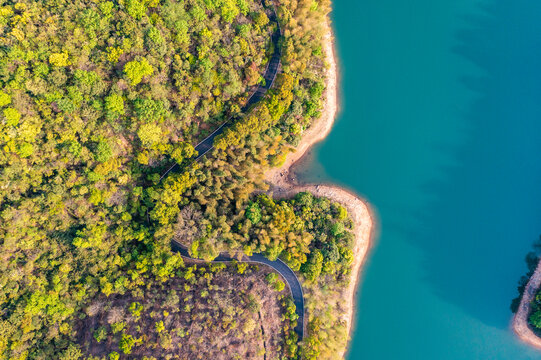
[265,17,375,358]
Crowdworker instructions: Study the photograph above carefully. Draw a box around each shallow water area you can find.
[299,0,541,358]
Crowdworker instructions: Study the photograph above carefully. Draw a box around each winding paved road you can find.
[191,7,282,161]
[171,241,305,340]
[159,5,282,180]
[163,3,307,342]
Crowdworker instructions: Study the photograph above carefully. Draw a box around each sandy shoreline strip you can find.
[513,258,541,349]
[265,17,375,357]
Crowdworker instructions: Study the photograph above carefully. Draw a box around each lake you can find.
[297,0,541,358]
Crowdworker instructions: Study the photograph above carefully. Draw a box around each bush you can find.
[129,302,143,318]
[119,333,136,354]
[93,326,108,343]
[273,279,285,292]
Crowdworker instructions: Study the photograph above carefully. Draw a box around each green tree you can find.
[93,326,108,343]
[129,302,143,318]
[245,202,262,224]
[49,52,70,67]
[124,58,154,85]
[0,91,11,107]
[137,123,162,147]
[146,26,166,55]
[330,222,345,236]
[59,344,82,360]
[220,0,240,23]
[301,250,323,281]
[94,139,113,163]
[530,310,541,328]
[3,107,20,126]
[105,93,124,119]
[119,333,136,354]
[126,0,147,19]
[273,279,285,292]
[155,320,165,333]
[134,98,167,121]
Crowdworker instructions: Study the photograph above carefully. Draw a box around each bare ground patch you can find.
[75,263,292,360]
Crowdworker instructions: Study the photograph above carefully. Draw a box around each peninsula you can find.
[513,258,541,349]
[265,21,373,355]
[0,0,372,359]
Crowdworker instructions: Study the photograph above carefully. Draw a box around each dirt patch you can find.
[75,263,290,359]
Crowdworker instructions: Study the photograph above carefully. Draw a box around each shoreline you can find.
[264,17,374,357]
[513,258,541,349]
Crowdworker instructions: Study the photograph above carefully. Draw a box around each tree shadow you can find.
[411,0,541,328]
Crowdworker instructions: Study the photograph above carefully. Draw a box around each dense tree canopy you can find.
[0,0,349,358]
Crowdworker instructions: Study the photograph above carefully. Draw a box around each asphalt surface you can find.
[171,241,305,340]
[192,26,282,161]
[164,2,306,343]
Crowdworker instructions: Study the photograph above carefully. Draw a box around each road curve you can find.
[159,2,282,180]
[191,5,282,161]
[164,2,307,342]
[171,241,305,340]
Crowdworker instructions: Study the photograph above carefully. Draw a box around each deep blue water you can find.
[298,0,541,358]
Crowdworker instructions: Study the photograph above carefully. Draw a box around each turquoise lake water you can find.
[297,0,541,358]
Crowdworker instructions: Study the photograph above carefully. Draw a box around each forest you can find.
[77,262,297,359]
[0,0,352,359]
